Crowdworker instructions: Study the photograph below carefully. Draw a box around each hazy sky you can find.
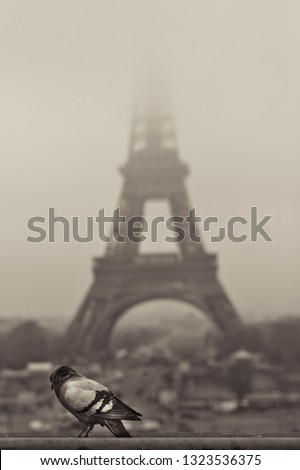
[1,0,299,322]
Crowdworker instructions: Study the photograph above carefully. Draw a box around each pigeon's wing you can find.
[60,376,142,422]
[59,378,108,414]
[88,391,142,421]
[77,377,105,391]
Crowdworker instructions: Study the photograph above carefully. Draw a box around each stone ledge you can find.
[1,434,300,450]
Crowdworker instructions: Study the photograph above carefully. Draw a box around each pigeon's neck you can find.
[53,371,80,394]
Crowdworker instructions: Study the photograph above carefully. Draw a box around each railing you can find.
[1,434,300,450]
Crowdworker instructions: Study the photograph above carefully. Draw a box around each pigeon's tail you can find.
[104,419,132,438]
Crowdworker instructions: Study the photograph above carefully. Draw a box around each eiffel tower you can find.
[67,77,243,358]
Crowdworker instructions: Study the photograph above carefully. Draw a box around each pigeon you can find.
[50,365,142,438]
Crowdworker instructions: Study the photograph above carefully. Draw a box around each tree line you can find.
[0,315,300,369]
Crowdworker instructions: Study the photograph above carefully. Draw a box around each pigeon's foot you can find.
[79,424,94,438]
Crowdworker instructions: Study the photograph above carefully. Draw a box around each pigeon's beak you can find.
[51,383,54,390]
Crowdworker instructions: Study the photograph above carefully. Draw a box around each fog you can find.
[1,0,299,321]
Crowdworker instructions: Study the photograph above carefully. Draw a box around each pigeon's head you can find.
[50,365,78,390]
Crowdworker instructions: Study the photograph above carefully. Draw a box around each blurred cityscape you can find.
[1,309,300,437]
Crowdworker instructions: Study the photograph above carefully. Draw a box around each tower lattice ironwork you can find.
[67,79,243,358]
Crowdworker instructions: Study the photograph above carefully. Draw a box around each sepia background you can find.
[1,0,300,437]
